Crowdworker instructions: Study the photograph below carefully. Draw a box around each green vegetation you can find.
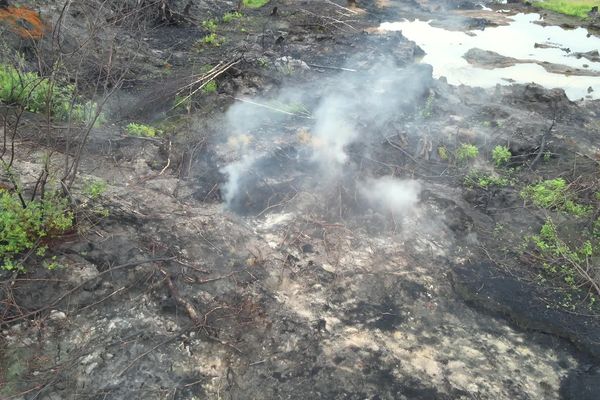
[200,33,224,47]
[202,80,218,93]
[533,0,598,19]
[0,190,73,271]
[492,145,511,166]
[126,122,161,138]
[83,178,107,199]
[202,18,218,32]
[257,57,269,68]
[529,218,599,304]
[455,143,479,163]
[0,64,104,125]
[464,171,510,189]
[520,178,591,216]
[243,0,270,8]
[223,11,243,23]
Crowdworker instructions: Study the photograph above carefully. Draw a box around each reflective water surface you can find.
[381,13,600,100]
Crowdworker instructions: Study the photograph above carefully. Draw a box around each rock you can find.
[85,362,99,375]
[464,47,600,77]
[64,255,100,287]
[274,56,310,73]
[569,50,600,63]
[49,310,67,321]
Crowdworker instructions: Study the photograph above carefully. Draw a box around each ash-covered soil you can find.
[1,1,600,399]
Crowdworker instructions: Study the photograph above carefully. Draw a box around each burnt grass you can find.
[2,0,600,399]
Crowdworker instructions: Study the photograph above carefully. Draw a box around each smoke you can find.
[359,177,421,215]
[220,154,257,206]
[218,58,432,219]
[311,95,358,172]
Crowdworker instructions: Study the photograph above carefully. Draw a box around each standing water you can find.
[381,13,600,100]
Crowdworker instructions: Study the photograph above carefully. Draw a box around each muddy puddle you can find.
[381,13,600,100]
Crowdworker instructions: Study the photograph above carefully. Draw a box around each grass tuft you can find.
[533,0,599,19]
[243,0,270,8]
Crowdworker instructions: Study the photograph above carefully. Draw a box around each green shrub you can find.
[200,33,224,47]
[83,178,107,199]
[530,218,598,294]
[0,64,105,125]
[521,178,591,216]
[126,123,160,137]
[202,80,218,93]
[202,18,218,32]
[492,145,511,166]
[522,178,566,208]
[0,64,69,114]
[223,11,243,23]
[455,143,479,163]
[0,190,73,271]
[464,171,510,189]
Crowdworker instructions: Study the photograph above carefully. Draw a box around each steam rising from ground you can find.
[359,177,421,215]
[219,60,433,220]
[221,155,256,206]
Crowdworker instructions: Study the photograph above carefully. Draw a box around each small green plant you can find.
[0,190,73,271]
[455,143,479,163]
[492,145,511,166]
[83,178,107,199]
[543,151,552,162]
[521,178,591,216]
[243,0,270,8]
[0,64,105,125]
[464,171,510,189]
[202,18,218,32]
[257,57,269,68]
[126,123,160,138]
[202,80,218,94]
[222,11,243,23]
[200,33,224,47]
[0,63,60,113]
[529,218,599,298]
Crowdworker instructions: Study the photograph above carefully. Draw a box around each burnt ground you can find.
[2,0,600,399]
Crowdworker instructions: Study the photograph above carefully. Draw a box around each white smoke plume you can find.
[220,154,256,206]
[218,59,432,216]
[359,177,421,215]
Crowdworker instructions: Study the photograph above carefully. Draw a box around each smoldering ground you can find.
[218,59,433,222]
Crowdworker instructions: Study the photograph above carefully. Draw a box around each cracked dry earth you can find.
[0,142,584,399]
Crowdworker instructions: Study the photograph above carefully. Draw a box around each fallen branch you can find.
[307,63,357,72]
[173,59,241,110]
[232,97,314,119]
